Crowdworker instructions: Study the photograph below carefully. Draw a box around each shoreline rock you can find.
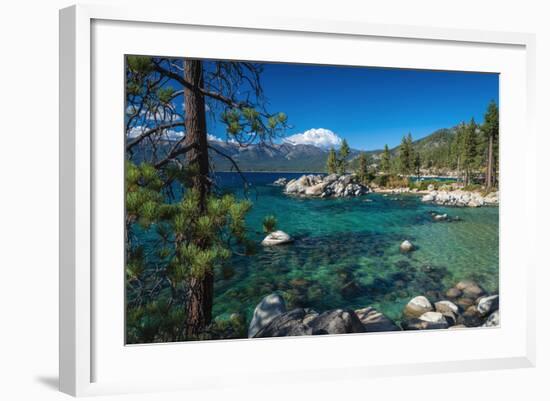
[282,174,369,198]
[249,280,499,339]
[421,189,499,207]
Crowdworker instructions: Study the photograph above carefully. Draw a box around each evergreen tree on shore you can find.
[338,139,350,174]
[462,118,478,185]
[326,148,338,174]
[482,100,499,189]
[381,144,391,173]
[399,133,414,175]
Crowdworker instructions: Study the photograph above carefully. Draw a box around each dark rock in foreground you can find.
[248,293,287,338]
[250,293,397,338]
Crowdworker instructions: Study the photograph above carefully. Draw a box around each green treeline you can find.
[333,100,499,190]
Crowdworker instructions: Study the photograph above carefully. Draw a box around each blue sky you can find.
[208,63,499,151]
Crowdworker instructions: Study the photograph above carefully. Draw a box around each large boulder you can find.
[477,294,499,316]
[355,307,400,332]
[307,309,366,335]
[261,230,293,246]
[248,293,287,338]
[253,308,312,338]
[403,296,433,319]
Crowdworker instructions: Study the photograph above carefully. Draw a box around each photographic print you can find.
[125,56,499,344]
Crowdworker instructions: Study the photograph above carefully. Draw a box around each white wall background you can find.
[0,0,548,400]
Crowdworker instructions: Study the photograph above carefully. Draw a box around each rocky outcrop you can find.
[248,293,287,337]
[261,230,293,246]
[283,174,369,198]
[421,190,499,207]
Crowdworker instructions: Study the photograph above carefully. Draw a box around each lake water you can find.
[210,172,499,324]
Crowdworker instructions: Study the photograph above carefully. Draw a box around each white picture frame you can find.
[59,3,536,397]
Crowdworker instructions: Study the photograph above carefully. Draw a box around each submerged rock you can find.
[248,293,287,338]
[445,288,462,299]
[400,240,415,253]
[355,307,400,332]
[261,230,293,246]
[433,213,448,222]
[403,296,433,319]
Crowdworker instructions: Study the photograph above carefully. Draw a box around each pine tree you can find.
[381,144,391,173]
[357,152,369,184]
[463,118,478,185]
[482,100,499,189]
[338,139,350,174]
[326,148,338,174]
[414,152,421,177]
[399,133,413,175]
[125,56,287,340]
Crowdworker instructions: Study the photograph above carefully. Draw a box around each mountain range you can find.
[208,128,455,172]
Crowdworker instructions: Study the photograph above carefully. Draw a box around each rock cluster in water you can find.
[282,174,369,198]
[421,190,499,207]
[248,280,499,338]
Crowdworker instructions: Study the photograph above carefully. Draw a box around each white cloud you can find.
[164,129,184,140]
[128,125,145,138]
[283,128,343,149]
[207,134,223,142]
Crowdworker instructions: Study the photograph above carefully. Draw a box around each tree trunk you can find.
[486,134,493,190]
[182,59,213,338]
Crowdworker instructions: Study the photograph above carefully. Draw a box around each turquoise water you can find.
[211,173,499,324]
